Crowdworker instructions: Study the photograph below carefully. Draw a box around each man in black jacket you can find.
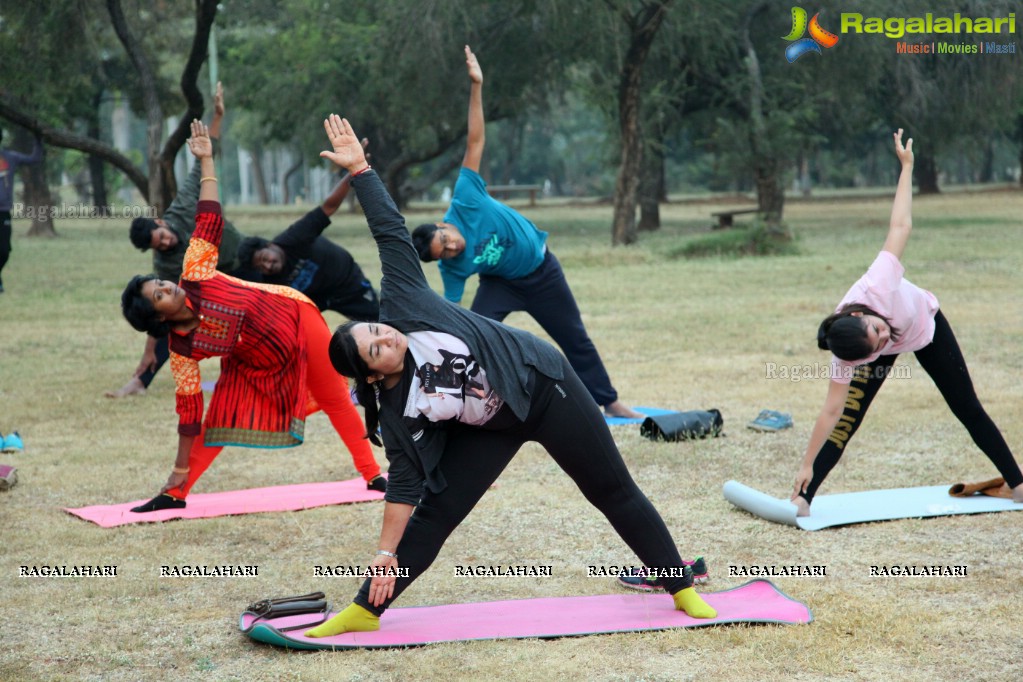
[237,166,378,322]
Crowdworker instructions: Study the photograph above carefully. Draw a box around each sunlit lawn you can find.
[1,186,1021,680]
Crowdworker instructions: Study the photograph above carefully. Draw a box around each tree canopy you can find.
[2,0,1019,241]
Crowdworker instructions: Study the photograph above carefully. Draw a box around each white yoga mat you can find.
[722,480,1023,531]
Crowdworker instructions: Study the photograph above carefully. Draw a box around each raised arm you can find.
[792,379,849,511]
[208,81,225,140]
[322,138,370,216]
[9,136,44,165]
[187,119,218,203]
[321,115,430,294]
[881,129,914,260]
[461,45,484,173]
[177,120,224,282]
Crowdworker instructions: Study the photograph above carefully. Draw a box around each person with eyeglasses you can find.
[410,46,643,420]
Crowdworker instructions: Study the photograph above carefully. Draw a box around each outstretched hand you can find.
[320,114,369,174]
[186,119,213,159]
[465,45,482,84]
[213,81,225,118]
[893,128,913,167]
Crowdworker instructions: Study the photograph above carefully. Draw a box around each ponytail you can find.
[329,321,383,446]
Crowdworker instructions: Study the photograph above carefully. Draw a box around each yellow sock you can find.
[304,603,380,638]
[673,587,717,619]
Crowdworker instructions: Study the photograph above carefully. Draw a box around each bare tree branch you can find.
[162,0,219,165]
[0,96,149,197]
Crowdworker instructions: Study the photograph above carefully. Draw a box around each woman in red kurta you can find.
[121,119,382,512]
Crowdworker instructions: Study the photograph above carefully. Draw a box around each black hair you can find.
[329,320,382,446]
[121,274,171,338]
[411,223,439,262]
[817,303,901,361]
[130,218,158,251]
[237,236,272,269]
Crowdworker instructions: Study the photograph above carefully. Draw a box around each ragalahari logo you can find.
[783,7,839,62]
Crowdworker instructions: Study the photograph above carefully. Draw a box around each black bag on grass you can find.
[640,409,723,442]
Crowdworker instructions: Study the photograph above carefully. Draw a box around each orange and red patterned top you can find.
[169,200,317,447]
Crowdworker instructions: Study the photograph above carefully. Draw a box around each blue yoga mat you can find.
[723,480,1023,531]
[605,407,678,426]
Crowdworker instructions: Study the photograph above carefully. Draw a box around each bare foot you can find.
[791,495,810,517]
[604,401,645,419]
[105,377,147,398]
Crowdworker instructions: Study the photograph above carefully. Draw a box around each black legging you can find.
[354,356,689,616]
[802,310,1023,503]
[0,211,11,287]
[471,250,619,407]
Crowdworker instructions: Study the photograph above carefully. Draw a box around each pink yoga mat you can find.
[64,478,383,528]
[239,580,812,650]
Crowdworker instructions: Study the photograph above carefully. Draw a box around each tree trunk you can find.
[391,151,463,210]
[249,145,270,205]
[637,141,663,231]
[815,148,828,187]
[107,0,167,212]
[86,92,110,214]
[158,0,218,208]
[741,2,787,235]
[978,139,994,184]
[753,159,785,220]
[12,128,56,237]
[108,0,217,213]
[798,153,811,197]
[282,155,303,205]
[611,0,671,246]
[914,151,940,194]
[1018,113,1023,187]
[88,152,110,214]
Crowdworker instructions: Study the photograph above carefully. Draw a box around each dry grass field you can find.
[1,186,1021,681]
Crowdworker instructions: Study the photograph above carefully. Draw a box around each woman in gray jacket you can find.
[307,114,714,638]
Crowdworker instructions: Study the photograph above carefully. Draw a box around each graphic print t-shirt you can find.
[404,330,505,426]
[437,168,548,302]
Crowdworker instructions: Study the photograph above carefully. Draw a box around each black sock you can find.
[131,493,186,513]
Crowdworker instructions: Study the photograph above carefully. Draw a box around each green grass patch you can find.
[669,223,799,259]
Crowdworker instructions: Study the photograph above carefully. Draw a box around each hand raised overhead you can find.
[187,119,213,159]
[320,114,369,174]
[465,45,482,84]
[893,128,913,167]
[213,81,225,117]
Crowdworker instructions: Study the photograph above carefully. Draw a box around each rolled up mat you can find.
[722,481,799,527]
[723,480,1023,531]
[239,579,812,650]
[640,409,723,442]
[948,477,1011,499]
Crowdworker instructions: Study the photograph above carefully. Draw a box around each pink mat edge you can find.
[63,478,383,528]
[241,579,813,649]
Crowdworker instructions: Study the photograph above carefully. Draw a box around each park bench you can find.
[487,184,543,207]
[711,207,762,229]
